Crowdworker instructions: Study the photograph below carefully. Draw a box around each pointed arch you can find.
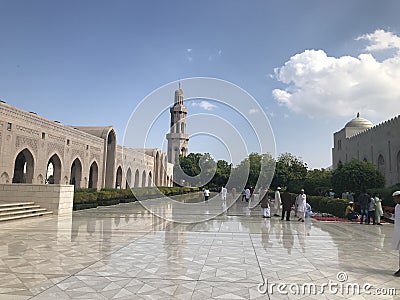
[13,148,35,183]
[47,153,62,184]
[105,129,117,188]
[115,166,122,188]
[142,170,146,187]
[126,168,132,189]
[148,171,152,187]
[70,158,83,189]
[89,161,99,189]
[134,169,140,187]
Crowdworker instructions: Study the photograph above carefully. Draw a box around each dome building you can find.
[332,113,400,186]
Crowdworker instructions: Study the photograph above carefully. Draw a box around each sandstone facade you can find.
[332,113,400,186]
[0,101,173,189]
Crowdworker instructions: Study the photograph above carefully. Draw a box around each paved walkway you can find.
[0,194,399,299]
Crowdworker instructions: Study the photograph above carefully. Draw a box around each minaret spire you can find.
[166,85,189,164]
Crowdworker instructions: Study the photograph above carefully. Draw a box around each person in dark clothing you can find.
[281,191,293,221]
[358,191,370,224]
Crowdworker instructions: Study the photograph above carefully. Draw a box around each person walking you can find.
[281,190,292,221]
[245,187,251,203]
[391,191,400,277]
[203,187,210,201]
[296,189,307,222]
[368,195,376,225]
[358,190,370,224]
[375,194,384,225]
[273,187,282,217]
[260,189,271,218]
[221,186,227,201]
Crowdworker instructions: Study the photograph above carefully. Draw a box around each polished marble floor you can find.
[0,194,399,299]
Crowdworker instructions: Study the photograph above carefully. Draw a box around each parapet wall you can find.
[0,184,74,216]
[348,115,400,141]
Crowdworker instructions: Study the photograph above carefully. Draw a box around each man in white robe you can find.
[221,186,227,201]
[273,187,281,217]
[296,189,307,222]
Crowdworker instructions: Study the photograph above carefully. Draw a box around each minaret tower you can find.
[166,84,189,164]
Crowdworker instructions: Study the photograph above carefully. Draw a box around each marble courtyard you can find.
[0,195,399,300]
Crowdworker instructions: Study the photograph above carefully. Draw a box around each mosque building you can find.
[332,113,400,186]
[0,86,189,189]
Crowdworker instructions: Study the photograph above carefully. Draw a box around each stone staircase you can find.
[0,202,53,222]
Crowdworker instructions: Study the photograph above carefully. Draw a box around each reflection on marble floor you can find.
[0,195,399,299]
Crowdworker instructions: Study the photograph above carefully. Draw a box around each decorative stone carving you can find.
[48,133,65,144]
[47,142,65,158]
[1,172,9,183]
[90,152,100,163]
[16,135,38,154]
[71,149,84,161]
[16,125,40,137]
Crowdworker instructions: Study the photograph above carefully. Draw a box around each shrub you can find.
[326,199,348,218]
[74,192,98,203]
[291,193,349,218]
[73,187,199,210]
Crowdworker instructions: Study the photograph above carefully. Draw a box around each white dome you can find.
[345,113,373,129]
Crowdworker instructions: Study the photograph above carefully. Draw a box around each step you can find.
[0,202,35,208]
[0,211,53,222]
[0,208,48,217]
[0,205,41,213]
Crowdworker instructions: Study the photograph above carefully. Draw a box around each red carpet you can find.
[312,216,350,222]
[312,216,386,223]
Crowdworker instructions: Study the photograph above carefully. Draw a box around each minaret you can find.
[166,84,189,164]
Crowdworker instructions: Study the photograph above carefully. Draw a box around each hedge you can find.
[73,186,200,210]
[290,193,349,218]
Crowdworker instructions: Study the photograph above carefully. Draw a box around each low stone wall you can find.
[0,184,74,216]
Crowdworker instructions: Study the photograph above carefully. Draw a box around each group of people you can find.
[241,187,253,202]
[259,187,311,222]
[204,184,400,277]
[345,191,384,225]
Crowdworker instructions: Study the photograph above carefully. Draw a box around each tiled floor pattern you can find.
[0,195,399,299]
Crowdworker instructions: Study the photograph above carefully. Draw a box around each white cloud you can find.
[191,100,217,111]
[356,29,400,52]
[272,30,400,119]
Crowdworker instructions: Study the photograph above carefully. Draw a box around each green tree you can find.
[211,160,232,188]
[177,153,218,188]
[272,153,307,191]
[303,168,332,195]
[230,153,275,190]
[331,160,385,195]
[178,153,202,177]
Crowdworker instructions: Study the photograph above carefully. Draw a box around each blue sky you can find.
[1,0,400,168]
